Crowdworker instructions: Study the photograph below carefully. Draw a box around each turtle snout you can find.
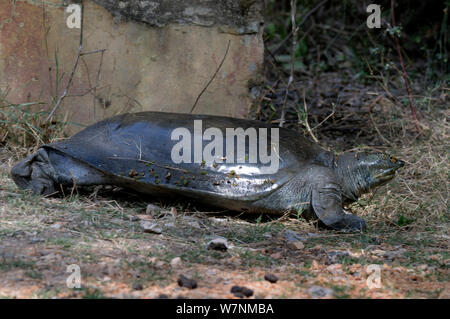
[389,157,405,169]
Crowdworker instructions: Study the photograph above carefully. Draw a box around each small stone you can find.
[326,264,343,275]
[132,283,143,290]
[284,230,307,242]
[170,257,182,268]
[177,274,197,289]
[270,252,282,259]
[29,237,45,244]
[206,237,230,251]
[230,286,253,298]
[326,251,350,264]
[262,232,272,239]
[50,223,61,230]
[146,203,162,215]
[140,221,162,234]
[264,273,278,283]
[287,241,304,250]
[308,285,334,298]
[418,264,428,271]
[128,215,141,221]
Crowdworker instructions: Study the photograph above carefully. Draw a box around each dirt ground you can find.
[0,98,448,299]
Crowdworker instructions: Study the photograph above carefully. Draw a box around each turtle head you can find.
[336,151,404,201]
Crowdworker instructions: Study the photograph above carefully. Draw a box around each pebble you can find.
[132,283,143,291]
[49,223,61,230]
[287,241,304,250]
[145,203,162,215]
[206,237,230,251]
[128,215,141,222]
[177,274,197,289]
[140,221,162,234]
[29,237,45,244]
[170,257,183,268]
[264,273,278,283]
[284,230,307,242]
[230,286,253,298]
[308,285,334,298]
[326,251,350,264]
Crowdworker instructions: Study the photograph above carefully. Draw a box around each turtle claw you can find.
[326,214,366,233]
[340,214,366,232]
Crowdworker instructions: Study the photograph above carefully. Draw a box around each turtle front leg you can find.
[311,181,366,232]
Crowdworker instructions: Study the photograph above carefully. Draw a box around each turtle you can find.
[10,111,404,232]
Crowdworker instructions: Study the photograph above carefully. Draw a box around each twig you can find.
[190,40,231,114]
[280,0,297,128]
[272,0,328,55]
[46,0,84,122]
[310,104,335,131]
[108,156,190,173]
[301,89,318,143]
[390,0,420,133]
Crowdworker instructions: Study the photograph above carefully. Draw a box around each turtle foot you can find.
[323,213,366,233]
[339,214,366,232]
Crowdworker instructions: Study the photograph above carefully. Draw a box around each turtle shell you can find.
[44,112,332,208]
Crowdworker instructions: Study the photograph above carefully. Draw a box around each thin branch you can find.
[390,0,420,133]
[280,0,297,128]
[301,89,318,143]
[190,40,231,114]
[46,0,84,122]
[108,157,189,173]
[272,0,328,55]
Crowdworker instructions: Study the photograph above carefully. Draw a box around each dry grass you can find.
[0,98,448,299]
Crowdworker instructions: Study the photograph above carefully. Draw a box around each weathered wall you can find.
[0,0,264,133]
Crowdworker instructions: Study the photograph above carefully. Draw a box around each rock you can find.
[311,260,320,270]
[384,249,406,260]
[148,257,166,268]
[231,286,253,298]
[140,221,162,234]
[170,257,183,268]
[264,273,278,283]
[326,264,343,275]
[132,283,143,291]
[158,294,169,299]
[49,223,61,230]
[29,237,45,244]
[284,230,307,242]
[181,216,201,229]
[206,237,230,251]
[326,251,350,264]
[262,232,272,239]
[308,286,334,298]
[270,252,282,259]
[287,241,304,250]
[177,274,197,289]
[145,203,162,215]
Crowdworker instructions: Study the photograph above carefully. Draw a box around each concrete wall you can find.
[0,0,264,133]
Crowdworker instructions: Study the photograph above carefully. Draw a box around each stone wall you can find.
[0,0,264,133]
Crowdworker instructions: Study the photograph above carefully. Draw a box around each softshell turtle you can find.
[11,112,404,231]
